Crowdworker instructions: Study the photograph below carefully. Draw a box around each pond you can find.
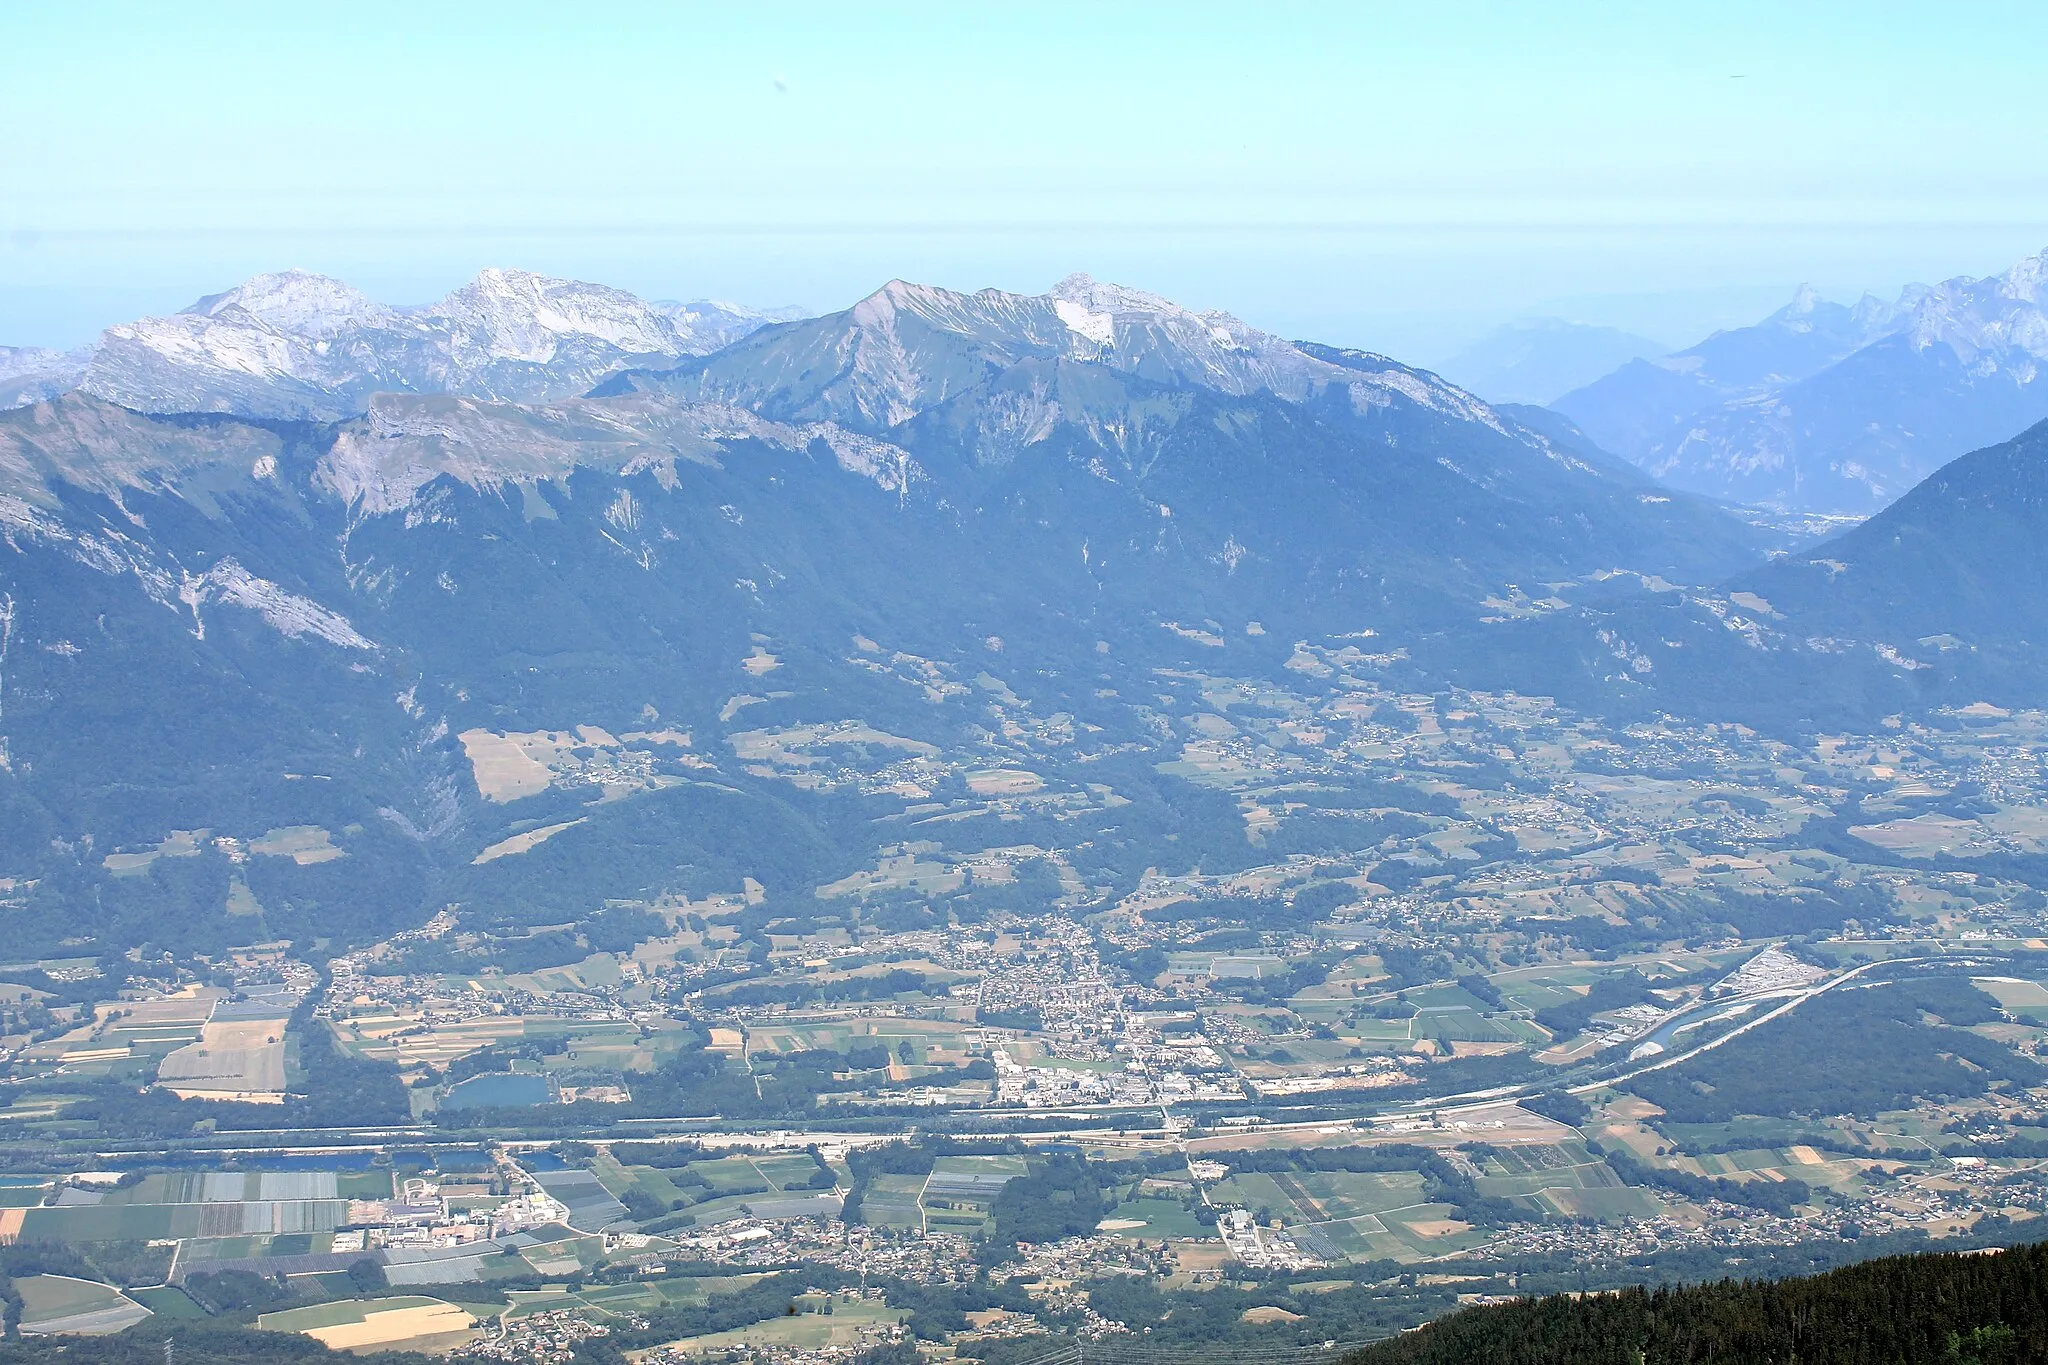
[442,1072,553,1110]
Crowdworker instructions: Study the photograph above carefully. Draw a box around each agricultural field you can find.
[14,1275,153,1336]
[246,825,345,865]
[504,1273,766,1321]
[257,1295,477,1352]
[647,1292,905,1355]
[17,1169,358,1247]
[156,1017,290,1101]
[1306,1201,1484,1263]
[855,1174,928,1230]
[128,1286,207,1319]
[1096,1197,1212,1241]
[335,1011,686,1078]
[1473,1143,1659,1218]
[916,1153,1029,1233]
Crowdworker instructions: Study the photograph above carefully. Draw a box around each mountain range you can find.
[3,262,2046,959]
[0,268,804,421]
[0,268,1786,950]
[1553,250,2048,513]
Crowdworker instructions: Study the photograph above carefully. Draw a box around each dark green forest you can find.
[1342,1240,2048,1365]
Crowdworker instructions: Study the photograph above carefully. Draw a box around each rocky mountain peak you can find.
[1906,250,2048,361]
[181,270,391,338]
[433,268,684,361]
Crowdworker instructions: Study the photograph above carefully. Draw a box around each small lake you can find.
[442,1072,553,1110]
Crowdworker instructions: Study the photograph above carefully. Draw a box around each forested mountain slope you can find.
[1346,1240,2047,1365]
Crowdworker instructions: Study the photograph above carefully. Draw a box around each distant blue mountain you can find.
[1553,252,2048,514]
[1432,318,1667,406]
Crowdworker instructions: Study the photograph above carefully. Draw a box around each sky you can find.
[4,1,2047,359]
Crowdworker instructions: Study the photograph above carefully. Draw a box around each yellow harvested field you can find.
[708,1028,746,1053]
[1788,1145,1827,1166]
[156,1019,287,1097]
[473,818,585,864]
[0,1208,25,1245]
[459,730,557,802]
[306,1303,475,1350]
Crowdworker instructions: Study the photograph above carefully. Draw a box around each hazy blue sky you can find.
[4,1,2046,356]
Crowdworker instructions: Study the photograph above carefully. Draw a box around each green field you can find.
[1494,965,1605,1013]
[1213,1172,1302,1222]
[1404,984,1498,1013]
[652,1294,904,1354]
[1097,1197,1211,1240]
[338,1171,393,1199]
[1379,1204,1487,1257]
[17,1276,126,1319]
[1537,1186,1664,1219]
[1346,1019,1418,1044]
[21,1196,348,1243]
[1213,1167,1429,1228]
[1287,1169,1430,1219]
[14,1275,150,1334]
[129,1286,207,1320]
[754,1153,829,1189]
[1418,1009,1523,1044]
[507,1281,672,1319]
[1315,1216,1416,1262]
[694,1157,774,1194]
[857,1173,927,1230]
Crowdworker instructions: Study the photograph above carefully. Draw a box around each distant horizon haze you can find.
[4,1,2046,356]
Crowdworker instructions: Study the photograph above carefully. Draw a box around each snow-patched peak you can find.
[183,270,392,338]
[1048,272,1184,317]
[73,267,798,420]
[845,279,1054,341]
[850,278,961,326]
[434,268,681,362]
[1045,273,1273,353]
[1996,247,2048,301]
[1905,247,2048,361]
[672,271,1511,448]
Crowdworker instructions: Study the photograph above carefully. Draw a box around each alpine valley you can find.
[9,265,2048,1365]
[0,268,1791,959]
